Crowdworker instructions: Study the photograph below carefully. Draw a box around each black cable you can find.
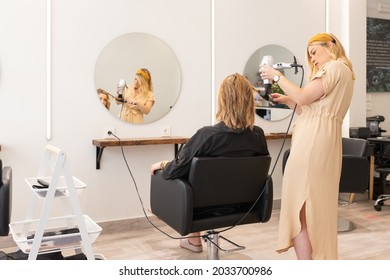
[268,65,305,177]
[108,131,189,240]
[268,106,296,177]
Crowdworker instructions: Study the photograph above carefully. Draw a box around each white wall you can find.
[367,0,390,134]
[0,0,368,224]
[0,0,212,223]
[327,0,367,136]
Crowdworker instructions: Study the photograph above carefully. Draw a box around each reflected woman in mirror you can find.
[150,73,269,253]
[97,88,111,110]
[116,68,155,123]
[261,33,355,260]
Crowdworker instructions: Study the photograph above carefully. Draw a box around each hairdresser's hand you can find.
[270,93,288,104]
[260,67,281,81]
[126,98,137,106]
[271,93,299,112]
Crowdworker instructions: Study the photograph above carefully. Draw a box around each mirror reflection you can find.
[244,44,302,121]
[94,33,181,124]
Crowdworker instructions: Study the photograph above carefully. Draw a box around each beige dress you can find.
[277,59,354,259]
[119,87,155,123]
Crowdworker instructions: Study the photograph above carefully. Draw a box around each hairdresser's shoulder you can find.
[329,58,349,69]
[325,59,352,79]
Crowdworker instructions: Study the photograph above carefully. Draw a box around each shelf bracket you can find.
[96,146,105,170]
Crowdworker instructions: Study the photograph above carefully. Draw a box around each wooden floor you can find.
[1,197,390,260]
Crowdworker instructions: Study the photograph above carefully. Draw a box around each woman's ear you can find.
[326,41,334,49]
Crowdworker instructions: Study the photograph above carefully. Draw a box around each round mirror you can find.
[94,32,181,124]
[244,44,302,121]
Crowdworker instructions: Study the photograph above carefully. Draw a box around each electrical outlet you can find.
[104,127,116,137]
[160,125,171,137]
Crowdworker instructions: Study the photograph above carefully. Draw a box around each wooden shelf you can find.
[92,136,190,148]
[92,136,190,169]
[265,133,292,140]
[92,133,292,169]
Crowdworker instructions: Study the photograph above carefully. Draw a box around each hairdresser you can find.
[261,32,355,260]
[117,68,155,124]
[150,73,269,253]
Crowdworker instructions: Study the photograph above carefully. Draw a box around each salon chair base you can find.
[204,230,245,260]
[337,217,356,232]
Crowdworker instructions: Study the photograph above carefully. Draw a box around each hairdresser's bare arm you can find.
[278,76,324,106]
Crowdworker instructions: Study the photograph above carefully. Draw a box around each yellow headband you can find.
[307,33,334,44]
[136,69,150,82]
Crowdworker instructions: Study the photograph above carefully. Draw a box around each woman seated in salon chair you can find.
[150,73,269,253]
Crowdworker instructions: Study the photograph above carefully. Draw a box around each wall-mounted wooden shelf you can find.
[92,133,292,169]
[92,136,190,169]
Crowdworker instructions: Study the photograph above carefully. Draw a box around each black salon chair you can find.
[0,159,12,236]
[339,137,370,201]
[374,145,390,211]
[338,138,370,231]
[150,155,273,260]
[282,138,370,232]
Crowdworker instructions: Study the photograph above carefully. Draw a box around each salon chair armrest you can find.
[150,170,193,236]
[258,175,273,223]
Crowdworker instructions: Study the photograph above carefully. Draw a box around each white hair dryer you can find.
[258,55,275,103]
[259,55,274,86]
[116,79,127,102]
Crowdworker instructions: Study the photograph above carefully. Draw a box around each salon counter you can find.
[92,133,292,169]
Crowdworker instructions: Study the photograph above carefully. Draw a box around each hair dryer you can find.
[116,79,127,102]
[259,55,273,87]
[258,55,275,103]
